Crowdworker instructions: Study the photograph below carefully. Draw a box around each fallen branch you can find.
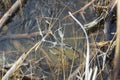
[0,0,24,29]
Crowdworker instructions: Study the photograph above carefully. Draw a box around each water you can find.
[0,0,104,79]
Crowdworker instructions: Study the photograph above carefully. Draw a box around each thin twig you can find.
[0,32,42,42]
[62,0,95,20]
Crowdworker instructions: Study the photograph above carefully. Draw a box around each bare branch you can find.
[0,0,24,29]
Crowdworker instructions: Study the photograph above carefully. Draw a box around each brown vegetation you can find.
[0,0,119,80]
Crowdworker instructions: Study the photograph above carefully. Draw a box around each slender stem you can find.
[69,12,90,80]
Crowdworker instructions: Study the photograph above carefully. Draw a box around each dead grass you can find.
[0,0,117,80]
